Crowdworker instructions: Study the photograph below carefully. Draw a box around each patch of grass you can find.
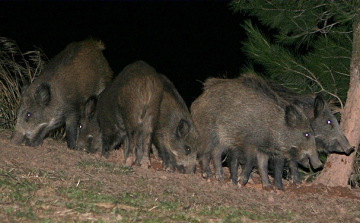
[197,205,294,222]
[116,192,147,207]
[14,207,37,221]
[158,200,179,210]
[0,169,39,203]
[65,202,104,214]
[77,159,133,175]
[3,207,38,222]
[57,186,115,203]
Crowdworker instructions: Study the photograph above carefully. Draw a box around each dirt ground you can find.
[1,129,360,222]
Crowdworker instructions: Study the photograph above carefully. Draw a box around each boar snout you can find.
[177,163,196,174]
[309,154,323,169]
[10,131,25,145]
[298,156,310,169]
[344,145,355,155]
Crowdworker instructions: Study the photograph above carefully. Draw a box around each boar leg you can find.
[101,135,112,158]
[134,132,143,166]
[123,135,136,167]
[256,152,272,190]
[154,143,176,172]
[125,131,139,167]
[289,160,301,185]
[200,152,212,179]
[238,157,255,187]
[151,144,160,160]
[272,157,285,190]
[65,114,79,149]
[228,150,240,184]
[139,132,152,169]
[212,145,225,181]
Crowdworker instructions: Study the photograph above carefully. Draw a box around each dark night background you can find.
[0,2,248,105]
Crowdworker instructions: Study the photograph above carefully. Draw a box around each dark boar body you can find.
[11,39,112,149]
[191,74,321,190]
[267,81,354,184]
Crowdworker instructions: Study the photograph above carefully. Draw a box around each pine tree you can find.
[230,0,360,187]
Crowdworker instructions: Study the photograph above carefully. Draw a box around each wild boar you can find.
[11,39,112,149]
[267,81,354,184]
[77,61,198,173]
[191,74,321,190]
[152,74,198,174]
[77,61,163,168]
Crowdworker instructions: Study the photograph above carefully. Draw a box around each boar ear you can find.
[21,80,30,94]
[314,93,326,118]
[34,83,51,106]
[285,104,303,127]
[84,96,98,118]
[177,119,190,138]
[292,99,305,110]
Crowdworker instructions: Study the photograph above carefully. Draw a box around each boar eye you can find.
[25,112,31,121]
[79,124,83,130]
[184,146,191,155]
[327,120,332,125]
[304,132,310,138]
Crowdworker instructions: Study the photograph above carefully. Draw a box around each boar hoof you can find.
[262,185,273,191]
[140,158,151,169]
[292,179,301,185]
[124,157,135,167]
[215,174,224,182]
[165,166,174,172]
[237,182,245,188]
[202,171,212,179]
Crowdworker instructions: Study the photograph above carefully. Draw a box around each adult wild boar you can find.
[191,74,321,190]
[267,81,354,184]
[152,74,198,174]
[11,39,112,149]
[77,61,198,173]
[77,61,163,168]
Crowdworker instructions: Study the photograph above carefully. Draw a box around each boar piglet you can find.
[77,61,163,168]
[152,74,198,174]
[267,81,354,184]
[11,39,112,149]
[191,73,321,190]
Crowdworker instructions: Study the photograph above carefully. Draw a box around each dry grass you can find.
[0,37,47,129]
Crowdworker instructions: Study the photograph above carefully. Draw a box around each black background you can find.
[1,2,247,105]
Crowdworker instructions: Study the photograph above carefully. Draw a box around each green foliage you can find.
[230,0,359,106]
[231,1,358,47]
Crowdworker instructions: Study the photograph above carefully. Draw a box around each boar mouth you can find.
[345,146,356,155]
[177,165,186,174]
[315,136,355,155]
[297,154,323,169]
[338,141,355,155]
[10,131,25,145]
[297,156,310,169]
[324,140,355,155]
[176,163,196,174]
[24,124,47,147]
[25,137,43,147]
